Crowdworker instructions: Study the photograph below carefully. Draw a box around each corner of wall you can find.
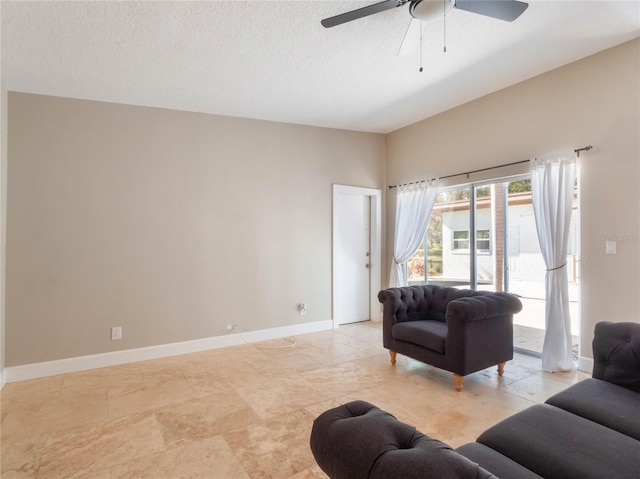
[1,87,8,389]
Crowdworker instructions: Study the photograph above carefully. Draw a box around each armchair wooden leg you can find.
[498,362,506,376]
[389,350,397,365]
[453,374,464,392]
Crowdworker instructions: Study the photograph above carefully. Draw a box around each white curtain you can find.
[390,180,438,287]
[531,153,576,372]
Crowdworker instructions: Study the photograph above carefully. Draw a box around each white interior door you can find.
[334,190,372,325]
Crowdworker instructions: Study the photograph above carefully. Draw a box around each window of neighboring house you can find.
[452,229,491,253]
[452,230,470,251]
[477,230,491,253]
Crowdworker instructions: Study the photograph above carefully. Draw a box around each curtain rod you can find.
[388,145,593,190]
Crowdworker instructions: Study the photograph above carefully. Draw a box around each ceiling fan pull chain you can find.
[419,20,424,72]
[443,0,447,53]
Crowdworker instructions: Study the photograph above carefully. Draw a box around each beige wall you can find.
[6,93,385,366]
[386,38,640,359]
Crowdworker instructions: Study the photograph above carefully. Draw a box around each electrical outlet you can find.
[298,303,307,316]
[111,326,122,340]
[226,324,237,331]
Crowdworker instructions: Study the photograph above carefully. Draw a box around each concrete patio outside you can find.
[507,279,580,358]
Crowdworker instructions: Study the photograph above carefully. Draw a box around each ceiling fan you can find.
[321,0,529,28]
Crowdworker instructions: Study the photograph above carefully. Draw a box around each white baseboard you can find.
[577,355,594,374]
[4,320,333,383]
[0,368,5,390]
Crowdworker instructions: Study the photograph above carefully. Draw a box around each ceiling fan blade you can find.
[453,0,528,22]
[321,0,406,28]
[398,18,421,56]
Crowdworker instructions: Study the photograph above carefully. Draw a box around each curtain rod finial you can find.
[575,145,594,157]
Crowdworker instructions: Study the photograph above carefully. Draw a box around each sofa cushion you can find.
[476,404,640,479]
[456,443,543,479]
[392,320,447,353]
[310,400,494,479]
[545,377,640,440]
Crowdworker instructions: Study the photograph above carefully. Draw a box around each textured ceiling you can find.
[2,1,639,133]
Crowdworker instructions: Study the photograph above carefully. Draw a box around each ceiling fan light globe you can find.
[410,0,453,22]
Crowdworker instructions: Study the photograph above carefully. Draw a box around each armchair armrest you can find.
[445,292,521,377]
[378,288,403,326]
[592,321,640,393]
[446,293,523,324]
[378,286,432,325]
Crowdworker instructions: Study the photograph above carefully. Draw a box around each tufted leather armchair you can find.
[378,285,522,391]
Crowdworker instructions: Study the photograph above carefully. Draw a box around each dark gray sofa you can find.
[378,285,522,390]
[310,321,640,479]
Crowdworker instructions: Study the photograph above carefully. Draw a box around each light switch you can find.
[605,241,617,255]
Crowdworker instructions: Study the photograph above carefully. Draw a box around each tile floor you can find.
[0,321,589,478]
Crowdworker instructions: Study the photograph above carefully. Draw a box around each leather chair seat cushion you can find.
[545,377,640,440]
[392,320,447,353]
[477,404,640,479]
